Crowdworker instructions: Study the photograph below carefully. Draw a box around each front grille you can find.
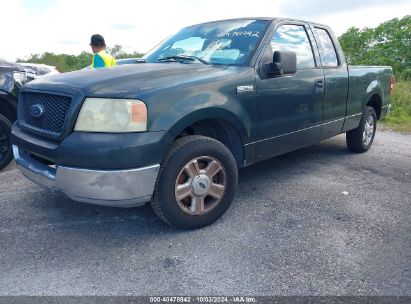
[22,92,72,136]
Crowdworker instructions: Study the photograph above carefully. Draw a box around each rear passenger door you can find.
[254,23,324,161]
[312,26,349,139]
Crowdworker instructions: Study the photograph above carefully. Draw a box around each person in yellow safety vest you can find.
[89,34,117,68]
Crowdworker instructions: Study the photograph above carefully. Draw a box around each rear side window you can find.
[315,28,338,67]
[270,24,315,70]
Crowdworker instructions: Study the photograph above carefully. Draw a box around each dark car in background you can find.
[18,63,60,78]
[0,61,34,170]
[116,58,145,65]
[83,57,144,70]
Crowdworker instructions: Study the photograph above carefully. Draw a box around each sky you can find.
[1,0,410,61]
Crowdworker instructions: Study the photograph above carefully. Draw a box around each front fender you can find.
[148,88,252,143]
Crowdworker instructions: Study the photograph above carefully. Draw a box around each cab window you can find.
[270,24,315,70]
[315,28,339,67]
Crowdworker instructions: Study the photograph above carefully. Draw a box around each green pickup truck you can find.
[12,18,393,229]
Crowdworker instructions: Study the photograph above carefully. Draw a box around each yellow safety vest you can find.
[91,50,117,68]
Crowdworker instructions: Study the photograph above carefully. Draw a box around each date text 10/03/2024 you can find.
[149,296,257,303]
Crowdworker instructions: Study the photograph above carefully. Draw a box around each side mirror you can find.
[266,51,297,77]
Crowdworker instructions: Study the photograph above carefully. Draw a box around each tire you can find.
[151,135,238,229]
[346,106,377,153]
[0,113,13,171]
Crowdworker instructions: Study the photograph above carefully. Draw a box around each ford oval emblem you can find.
[29,104,45,118]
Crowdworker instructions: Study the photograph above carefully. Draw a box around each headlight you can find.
[74,98,147,132]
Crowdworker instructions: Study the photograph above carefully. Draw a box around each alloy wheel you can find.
[175,156,227,215]
[363,115,375,146]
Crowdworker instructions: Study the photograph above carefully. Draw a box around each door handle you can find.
[315,79,324,88]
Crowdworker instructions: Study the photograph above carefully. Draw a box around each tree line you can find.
[339,15,410,79]
[17,16,410,78]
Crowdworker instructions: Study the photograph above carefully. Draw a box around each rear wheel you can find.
[0,113,13,171]
[346,106,377,153]
[151,135,238,229]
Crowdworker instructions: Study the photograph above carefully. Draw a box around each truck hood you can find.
[23,63,229,98]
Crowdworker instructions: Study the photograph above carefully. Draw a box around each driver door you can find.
[254,23,324,162]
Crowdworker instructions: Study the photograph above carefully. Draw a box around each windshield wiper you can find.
[158,55,209,65]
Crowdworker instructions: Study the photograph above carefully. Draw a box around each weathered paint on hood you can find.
[23,63,229,98]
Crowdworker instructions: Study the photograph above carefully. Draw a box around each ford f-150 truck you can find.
[12,18,393,229]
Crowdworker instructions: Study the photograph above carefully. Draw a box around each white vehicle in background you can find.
[18,63,60,78]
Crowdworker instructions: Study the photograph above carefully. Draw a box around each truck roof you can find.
[191,17,331,30]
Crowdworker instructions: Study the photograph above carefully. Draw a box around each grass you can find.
[382,81,411,133]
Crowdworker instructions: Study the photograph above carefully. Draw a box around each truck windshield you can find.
[143,19,269,66]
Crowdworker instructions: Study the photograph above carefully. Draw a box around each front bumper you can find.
[13,145,160,207]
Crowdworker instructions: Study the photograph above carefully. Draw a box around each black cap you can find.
[90,34,105,46]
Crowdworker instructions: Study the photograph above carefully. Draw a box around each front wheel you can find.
[151,135,238,229]
[0,113,13,171]
[346,106,377,153]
